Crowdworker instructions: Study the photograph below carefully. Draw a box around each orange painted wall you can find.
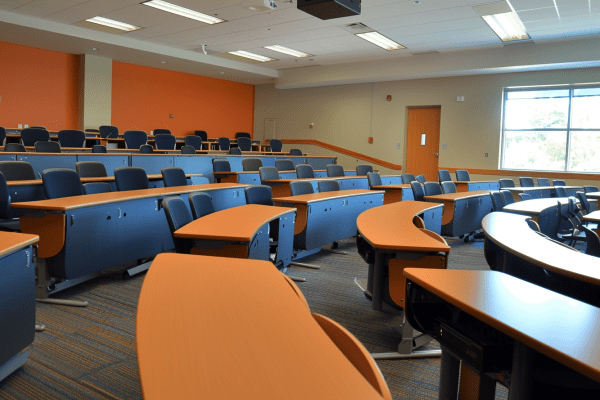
[0,41,79,130]
[112,62,255,138]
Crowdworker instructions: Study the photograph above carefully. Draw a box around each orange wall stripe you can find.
[281,139,403,170]
[112,62,254,138]
[0,41,79,130]
[441,167,600,181]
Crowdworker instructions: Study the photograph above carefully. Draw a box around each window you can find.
[500,85,600,172]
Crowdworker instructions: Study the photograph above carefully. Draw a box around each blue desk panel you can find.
[306,158,336,170]
[380,176,404,185]
[131,156,174,175]
[338,177,368,190]
[18,154,76,178]
[174,156,214,182]
[0,155,16,162]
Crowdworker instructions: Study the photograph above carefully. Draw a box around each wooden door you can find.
[406,107,441,182]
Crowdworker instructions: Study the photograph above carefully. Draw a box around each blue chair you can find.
[85,128,99,133]
[194,130,208,142]
[411,181,425,202]
[229,147,242,155]
[519,177,535,187]
[114,167,149,191]
[269,139,282,152]
[0,161,36,181]
[326,165,345,177]
[181,145,196,154]
[0,172,20,231]
[499,178,515,188]
[41,169,84,199]
[258,167,280,186]
[184,135,202,150]
[289,149,303,156]
[576,191,592,215]
[58,130,85,148]
[0,127,6,146]
[295,164,314,179]
[75,161,107,178]
[154,134,176,150]
[415,174,426,184]
[424,182,442,196]
[4,143,26,152]
[490,191,505,211]
[83,182,112,195]
[290,181,314,196]
[29,126,45,130]
[162,197,194,254]
[553,180,566,186]
[275,159,295,172]
[438,170,451,183]
[500,190,515,205]
[584,186,599,193]
[555,186,567,198]
[140,144,154,154]
[235,132,251,139]
[245,186,273,205]
[154,129,171,135]
[242,158,263,172]
[518,193,533,201]
[455,170,470,181]
[401,173,416,184]
[34,141,61,153]
[237,137,252,152]
[162,167,188,187]
[213,159,231,182]
[356,165,373,176]
[367,172,382,188]
[318,180,340,192]
[92,145,107,153]
[218,137,231,151]
[21,128,49,146]
[441,181,457,194]
[537,178,550,187]
[188,192,215,219]
[124,130,148,149]
[99,125,118,139]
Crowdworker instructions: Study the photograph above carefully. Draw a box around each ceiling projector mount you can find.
[297,0,361,20]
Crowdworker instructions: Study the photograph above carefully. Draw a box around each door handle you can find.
[433,152,439,156]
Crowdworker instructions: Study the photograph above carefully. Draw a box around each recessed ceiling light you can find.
[228,50,276,62]
[482,12,529,42]
[92,48,98,51]
[356,32,405,50]
[85,16,141,32]
[264,45,312,58]
[220,71,225,74]
[162,61,167,63]
[142,0,225,24]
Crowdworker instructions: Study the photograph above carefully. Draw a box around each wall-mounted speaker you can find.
[297,0,361,20]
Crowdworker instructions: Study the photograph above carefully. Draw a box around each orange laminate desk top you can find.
[136,253,388,400]
[453,181,495,184]
[11,183,246,211]
[423,190,491,202]
[0,232,39,258]
[174,204,296,242]
[272,189,382,204]
[404,268,600,384]
[583,210,600,222]
[585,191,600,199]
[265,176,367,184]
[357,201,448,252]
[370,184,411,190]
[483,212,600,286]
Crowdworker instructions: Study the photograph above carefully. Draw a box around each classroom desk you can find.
[404,269,600,400]
[0,232,39,383]
[11,183,248,301]
[174,204,296,268]
[482,211,600,307]
[136,253,391,400]
[265,176,367,197]
[423,190,493,238]
[507,185,583,201]
[212,169,345,184]
[273,189,384,259]
[369,184,414,203]
[501,197,593,220]
[454,180,500,192]
[6,132,100,147]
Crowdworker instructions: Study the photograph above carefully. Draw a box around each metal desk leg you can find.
[438,348,460,400]
[371,313,441,360]
[35,258,89,307]
[508,342,534,400]
[371,251,385,311]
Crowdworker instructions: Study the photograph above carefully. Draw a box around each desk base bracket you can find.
[371,349,442,360]
[123,260,152,279]
[0,349,30,383]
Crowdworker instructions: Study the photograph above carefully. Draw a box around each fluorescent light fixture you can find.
[85,16,141,32]
[483,12,529,42]
[228,51,276,62]
[264,45,312,58]
[143,0,224,24]
[356,32,405,50]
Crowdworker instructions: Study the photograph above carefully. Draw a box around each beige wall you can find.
[78,54,112,130]
[255,67,600,186]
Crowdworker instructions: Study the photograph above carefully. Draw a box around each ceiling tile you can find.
[557,4,590,17]
[517,6,559,22]
[45,1,134,24]
[12,0,84,18]
[509,0,557,11]
[365,6,480,31]
[0,0,36,11]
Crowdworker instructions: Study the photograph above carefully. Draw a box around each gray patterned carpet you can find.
[0,236,510,399]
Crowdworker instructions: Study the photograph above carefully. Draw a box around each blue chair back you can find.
[441,181,457,194]
[140,144,154,153]
[401,173,416,184]
[367,172,382,188]
[411,181,425,202]
[553,180,566,186]
[114,167,149,191]
[162,197,193,253]
[519,177,534,187]
[154,134,176,150]
[21,128,49,146]
[245,186,273,205]
[181,145,196,154]
[290,181,314,196]
[259,167,280,184]
[356,165,373,176]
[326,164,344,177]
[289,149,302,156]
[576,191,590,214]
[537,178,550,187]
[0,127,5,147]
[0,161,36,181]
[499,178,515,188]
[237,137,252,152]
[438,170,451,183]
[194,130,208,142]
[0,172,10,219]
[518,193,533,201]
[83,182,112,195]
[76,161,107,178]
[218,137,230,151]
[295,164,314,179]
[35,141,61,153]
[4,143,26,152]
[415,174,426,184]
[318,180,340,193]
[500,190,515,205]
[162,167,188,187]
[42,169,84,199]
[554,186,567,198]
[455,170,470,181]
[184,135,202,150]
[229,147,242,155]
[235,132,251,139]
[269,139,282,152]
[188,192,215,219]
[154,129,171,135]
[58,130,85,148]
[124,130,148,149]
[99,125,118,139]
[490,191,505,211]
[242,158,263,172]
[424,182,442,196]
[275,159,295,172]
[92,145,107,153]
[213,159,231,173]
[584,186,599,193]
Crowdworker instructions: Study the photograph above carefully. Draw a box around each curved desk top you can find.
[508,185,583,193]
[12,183,247,211]
[586,191,600,199]
[265,176,366,185]
[137,253,389,400]
[357,201,448,252]
[173,204,296,242]
[482,212,600,286]
[272,189,382,205]
[423,190,491,202]
[0,232,39,258]
[404,269,600,385]
[6,174,203,186]
[370,184,411,190]
[583,210,600,223]
[502,198,574,215]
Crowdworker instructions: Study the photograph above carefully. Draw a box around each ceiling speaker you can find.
[297,0,361,20]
